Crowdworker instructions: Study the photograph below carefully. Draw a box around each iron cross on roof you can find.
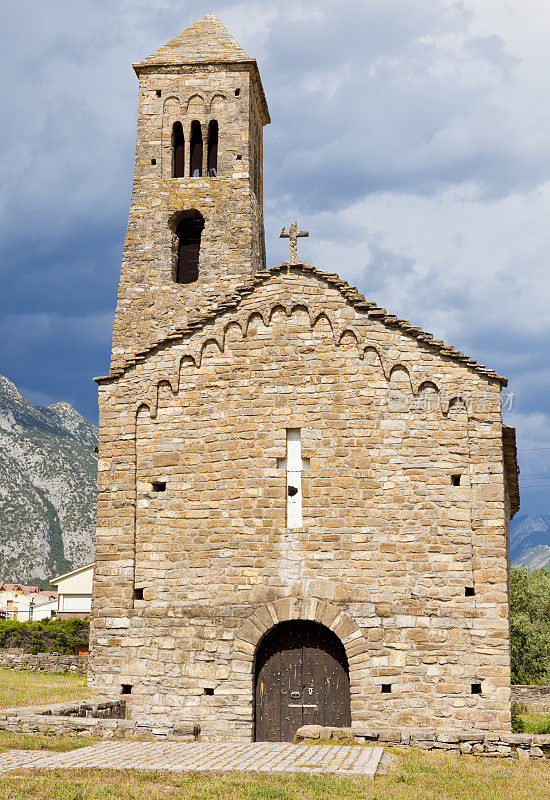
[279,221,309,264]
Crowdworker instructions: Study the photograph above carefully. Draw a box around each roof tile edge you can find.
[94,264,507,387]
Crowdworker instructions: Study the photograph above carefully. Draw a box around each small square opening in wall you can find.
[134,588,144,601]
[151,158,156,165]
[381,684,392,693]
[236,154,242,160]
[235,88,240,96]
[156,89,162,97]
[151,481,166,492]
[451,474,461,486]
[471,683,482,694]
[204,687,214,696]
[121,684,132,695]
[465,586,475,597]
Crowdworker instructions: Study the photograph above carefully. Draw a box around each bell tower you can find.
[110,14,270,370]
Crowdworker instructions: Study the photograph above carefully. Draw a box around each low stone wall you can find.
[512,685,550,712]
[39,699,126,719]
[0,699,201,741]
[295,725,550,761]
[0,648,87,674]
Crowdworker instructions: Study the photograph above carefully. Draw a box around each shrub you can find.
[510,568,550,685]
[0,618,89,654]
[511,702,526,733]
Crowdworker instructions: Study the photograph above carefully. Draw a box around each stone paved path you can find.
[0,741,384,777]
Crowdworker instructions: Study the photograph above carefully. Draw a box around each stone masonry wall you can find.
[91,267,512,740]
[0,699,198,741]
[110,62,268,372]
[0,648,86,674]
[296,724,550,761]
[512,685,550,712]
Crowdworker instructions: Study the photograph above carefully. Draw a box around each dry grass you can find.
[0,667,89,709]
[0,748,548,800]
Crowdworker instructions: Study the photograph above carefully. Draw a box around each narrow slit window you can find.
[277,429,309,529]
[189,121,203,177]
[172,122,185,178]
[175,214,205,284]
[207,120,218,176]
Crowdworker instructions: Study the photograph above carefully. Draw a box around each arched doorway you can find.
[254,620,351,742]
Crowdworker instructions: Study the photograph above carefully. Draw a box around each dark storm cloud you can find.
[258,1,548,209]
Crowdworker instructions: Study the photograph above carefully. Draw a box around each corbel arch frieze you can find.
[128,300,474,423]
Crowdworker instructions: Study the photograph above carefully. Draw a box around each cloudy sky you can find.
[1,0,549,515]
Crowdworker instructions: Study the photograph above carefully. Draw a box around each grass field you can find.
[0,670,548,799]
[514,703,550,734]
[0,748,548,800]
[0,730,90,753]
[0,667,89,708]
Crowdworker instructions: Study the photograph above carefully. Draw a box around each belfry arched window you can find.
[172,122,185,178]
[189,121,203,177]
[207,120,218,177]
[175,213,204,284]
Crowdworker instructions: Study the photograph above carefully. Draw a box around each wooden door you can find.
[254,620,351,741]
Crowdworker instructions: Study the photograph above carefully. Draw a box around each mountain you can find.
[0,375,97,584]
[510,513,550,570]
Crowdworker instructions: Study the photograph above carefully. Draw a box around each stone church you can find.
[90,14,520,741]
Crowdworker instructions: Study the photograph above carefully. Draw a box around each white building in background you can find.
[30,596,59,620]
[0,583,58,621]
[50,563,93,619]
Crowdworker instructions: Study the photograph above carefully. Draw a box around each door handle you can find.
[290,691,300,699]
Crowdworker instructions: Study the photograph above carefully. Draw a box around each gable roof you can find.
[0,583,57,598]
[50,562,94,587]
[0,582,38,594]
[95,264,507,386]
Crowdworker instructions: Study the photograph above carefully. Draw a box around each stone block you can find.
[295,725,321,740]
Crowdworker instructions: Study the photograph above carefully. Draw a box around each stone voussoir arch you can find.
[234,597,368,670]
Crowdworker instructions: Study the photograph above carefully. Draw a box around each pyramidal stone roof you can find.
[135,14,253,69]
[95,264,507,386]
[133,14,270,125]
